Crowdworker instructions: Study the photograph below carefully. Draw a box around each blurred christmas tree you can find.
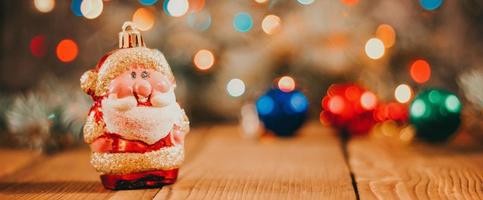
[0,0,482,130]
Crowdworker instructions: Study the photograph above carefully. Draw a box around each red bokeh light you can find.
[30,35,47,58]
[56,39,78,62]
[410,59,431,84]
[341,0,359,6]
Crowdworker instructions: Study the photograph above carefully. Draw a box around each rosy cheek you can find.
[109,75,134,98]
[150,72,170,93]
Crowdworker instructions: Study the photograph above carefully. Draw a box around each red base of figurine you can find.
[100,168,179,190]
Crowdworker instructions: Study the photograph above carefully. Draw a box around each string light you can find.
[34,0,55,13]
[56,39,78,63]
[297,0,315,5]
[376,24,396,48]
[278,76,295,92]
[30,35,47,58]
[365,38,385,59]
[139,0,158,6]
[360,91,377,110]
[395,84,412,103]
[226,79,246,97]
[133,8,155,31]
[262,15,282,35]
[290,93,309,113]
[81,0,103,19]
[233,12,253,32]
[419,0,443,11]
[410,59,431,84]
[193,49,214,71]
[165,0,189,17]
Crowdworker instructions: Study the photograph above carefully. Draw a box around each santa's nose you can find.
[134,80,152,97]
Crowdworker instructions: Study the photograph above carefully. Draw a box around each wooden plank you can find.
[348,133,483,200]
[155,123,356,200]
[0,149,42,178]
[0,128,209,200]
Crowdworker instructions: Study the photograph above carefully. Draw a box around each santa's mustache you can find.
[106,91,176,111]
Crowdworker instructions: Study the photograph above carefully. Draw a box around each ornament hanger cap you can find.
[119,21,146,49]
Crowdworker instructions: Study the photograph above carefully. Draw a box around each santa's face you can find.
[100,67,182,145]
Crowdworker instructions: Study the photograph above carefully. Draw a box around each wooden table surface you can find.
[0,123,481,200]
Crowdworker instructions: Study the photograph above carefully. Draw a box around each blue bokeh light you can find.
[289,92,308,113]
[187,11,212,31]
[71,0,83,17]
[419,0,443,11]
[233,12,253,32]
[256,95,275,115]
[139,0,159,6]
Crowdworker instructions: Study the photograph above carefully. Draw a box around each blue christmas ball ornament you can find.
[256,88,309,137]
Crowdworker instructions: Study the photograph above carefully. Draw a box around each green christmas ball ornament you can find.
[409,88,462,142]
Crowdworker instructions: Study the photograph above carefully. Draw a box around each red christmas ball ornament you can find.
[374,102,409,123]
[320,83,378,135]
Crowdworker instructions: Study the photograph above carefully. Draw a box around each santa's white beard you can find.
[101,92,182,145]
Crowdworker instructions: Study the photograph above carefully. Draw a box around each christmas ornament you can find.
[374,102,408,123]
[80,22,189,190]
[256,87,308,137]
[409,88,462,142]
[320,83,378,135]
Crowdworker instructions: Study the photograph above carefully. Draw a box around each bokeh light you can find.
[187,11,211,31]
[188,0,205,12]
[30,35,47,58]
[360,91,377,110]
[233,12,253,32]
[376,24,396,48]
[445,95,461,113]
[297,0,315,5]
[226,79,246,97]
[278,76,295,92]
[410,59,431,84]
[290,92,309,113]
[56,39,79,63]
[256,95,274,115]
[329,96,345,114]
[81,0,104,19]
[410,99,426,118]
[139,0,158,6]
[341,0,359,6]
[193,49,214,71]
[419,0,444,11]
[165,0,189,17]
[365,38,385,60]
[262,15,282,35]
[34,0,55,13]
[395,84,412,103]
[71,0,83,16]
[132,8,155,31]
[254,0,269,3]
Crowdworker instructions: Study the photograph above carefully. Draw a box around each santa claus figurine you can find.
[80,22,189,190]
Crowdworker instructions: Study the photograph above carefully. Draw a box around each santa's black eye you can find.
[131,71,136,79]
[141,71,149,79]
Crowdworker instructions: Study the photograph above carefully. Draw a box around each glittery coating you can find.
[83,111,105,144]
[80,70,97,94]
[91,144,184,174]
[95,47,175,96]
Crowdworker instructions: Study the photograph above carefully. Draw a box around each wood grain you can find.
[0,128,209,200]
[0,149,42,178]
[154,123,356,200]
[348,134,483,200]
